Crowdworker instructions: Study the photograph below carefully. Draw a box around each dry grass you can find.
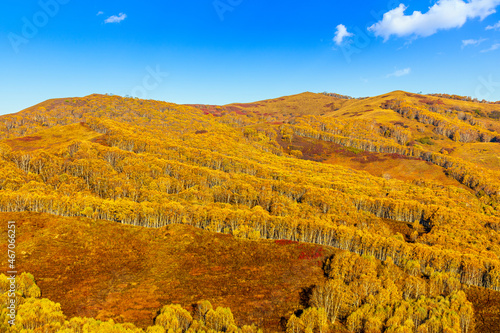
[4,123,101,152]
[277,130,466,188]
[0,212,335,331]
[224,92,348,120]
[451,142,500,170]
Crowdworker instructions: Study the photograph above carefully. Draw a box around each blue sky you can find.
[1,0,500,115]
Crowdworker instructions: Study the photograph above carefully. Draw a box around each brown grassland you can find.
[0,212,332,331]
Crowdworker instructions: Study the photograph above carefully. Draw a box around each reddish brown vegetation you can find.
[297,245,325,261]
[467,286,500,333]
[232,103,262,108]
[419,98,445,105]
[0,212,332,331]
[275,239,299,245]
[13,136,42,142]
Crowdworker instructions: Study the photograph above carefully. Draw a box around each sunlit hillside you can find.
[1,91,500,332]
[0,212,331,331]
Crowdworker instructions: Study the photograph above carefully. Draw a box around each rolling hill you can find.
[0,91,500,332]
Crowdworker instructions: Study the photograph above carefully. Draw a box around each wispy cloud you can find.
[104,13,127,24]
[97,11,104,16]
[369,0,500,41]
[462,38,487,48]
[386,68,411,78]
[486,20,500,30]
[333,24,354,45]
[481,43,500,52]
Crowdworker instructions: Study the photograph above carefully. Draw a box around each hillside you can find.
[0,91,500,332]
[0,212,331,331]
[186,92,351,121]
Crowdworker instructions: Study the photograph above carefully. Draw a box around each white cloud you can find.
[104,13,127,24]
[333,24,354,45]
[462,38,487,48]
[368,0,500,41]
[386,68,411,78]
[481,43,500,52]
[97,11,104,16]
[486,20,500,29]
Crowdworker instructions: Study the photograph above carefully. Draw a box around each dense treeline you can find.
[427,93,500,105]
[381,99,497,143]
[320,92,361,100]
[1,188,500,289]
[290,251,475,333]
